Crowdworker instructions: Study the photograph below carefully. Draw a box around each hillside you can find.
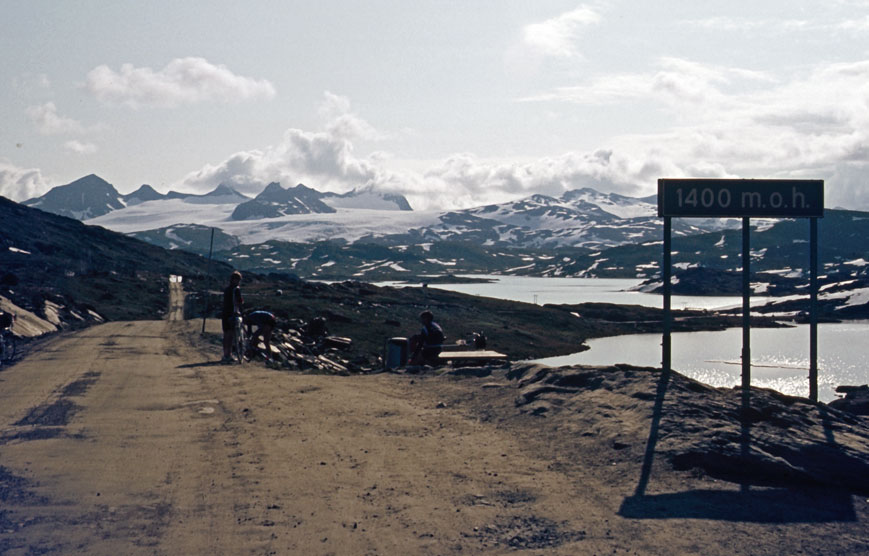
[0,196,233,324]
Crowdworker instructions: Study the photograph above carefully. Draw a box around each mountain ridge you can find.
[23,174,125,219]
[26,174,414,221]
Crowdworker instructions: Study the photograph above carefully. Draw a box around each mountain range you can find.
[38,174,729,250]
[17,174,869,285]
[22,174,416,221]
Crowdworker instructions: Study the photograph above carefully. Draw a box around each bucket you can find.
[384,337,409,370]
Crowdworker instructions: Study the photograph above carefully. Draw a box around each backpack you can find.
[427,323,445,345]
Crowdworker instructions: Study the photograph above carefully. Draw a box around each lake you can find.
[416,274,772,310]
[384,275,868,403]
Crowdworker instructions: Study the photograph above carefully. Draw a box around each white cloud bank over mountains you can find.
[174,52,869,211]
[176,92,657,211]
[0,162,51,202]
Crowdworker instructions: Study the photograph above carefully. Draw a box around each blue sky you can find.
[3,1,869,210]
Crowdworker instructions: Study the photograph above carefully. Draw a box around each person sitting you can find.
[409,310,445,366]
[244,310,277,360]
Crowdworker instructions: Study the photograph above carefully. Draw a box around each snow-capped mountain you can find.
[22,175,250,220]
[231,183,336,220]
[17,172,734,254]
[401,190,718,250]
[17,173,869,285]
[121,184,166,206]
[24,174,412,226]
[23,174,125,219]
[561,188,657,219]
[77,173,725,250]
[186,184,250,205]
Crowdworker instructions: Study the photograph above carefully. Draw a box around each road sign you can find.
[658,179,824,218]
[658,177,824,402]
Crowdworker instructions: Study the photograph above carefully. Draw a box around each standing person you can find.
[221,271,243,362]
[244,310,276,361]
[409,310,445,366]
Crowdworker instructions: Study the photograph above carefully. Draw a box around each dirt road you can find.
[0,318,592,555]
[1,301,867,553]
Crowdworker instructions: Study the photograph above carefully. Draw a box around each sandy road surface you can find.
[0,285,867,554]
[0,318,598,555]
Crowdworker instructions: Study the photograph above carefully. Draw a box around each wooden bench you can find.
[437,350,507,364]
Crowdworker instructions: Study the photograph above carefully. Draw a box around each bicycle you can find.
[232,315,246,365]
[1,324,16,366]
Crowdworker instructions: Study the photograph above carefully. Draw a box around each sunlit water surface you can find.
[381,275,869,403]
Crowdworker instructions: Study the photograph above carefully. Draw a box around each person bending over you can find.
[244,310,277,360]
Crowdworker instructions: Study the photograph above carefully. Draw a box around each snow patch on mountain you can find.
[322,188,412,211]
[561,188,657,219]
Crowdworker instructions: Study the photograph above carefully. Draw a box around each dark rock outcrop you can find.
[23,174,124,220]
[829,385,869,415]
[507,364,869,493]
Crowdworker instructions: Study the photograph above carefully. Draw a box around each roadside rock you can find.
[247,326,366,374]
[505,363,869,493]
[829,385,869,415]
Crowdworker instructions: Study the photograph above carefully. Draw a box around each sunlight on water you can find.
[380,274,869,403]
[534,324,869,403]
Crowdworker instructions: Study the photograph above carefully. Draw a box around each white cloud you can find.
[404,150,652,210]
[179,92,657,211]
[516,57,869,209]
[180,93,389,195]
[26,102,86,135]
[522,57,771,106]
[85,57,277,108]
[320,91,383,141]
[0,161,51,201]
[419,56,869,210]
[178,58,869,212]
[63,140,98,155]
[522,5,601,58]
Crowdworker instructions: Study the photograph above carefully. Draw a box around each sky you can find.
[3,0,869,211]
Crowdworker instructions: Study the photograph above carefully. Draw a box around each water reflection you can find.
[533,323,869,403]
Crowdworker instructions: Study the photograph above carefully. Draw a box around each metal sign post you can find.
[742,217,751,408]
[658,179,824,402]
[662,217,672,374]
[810,217,819,401]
